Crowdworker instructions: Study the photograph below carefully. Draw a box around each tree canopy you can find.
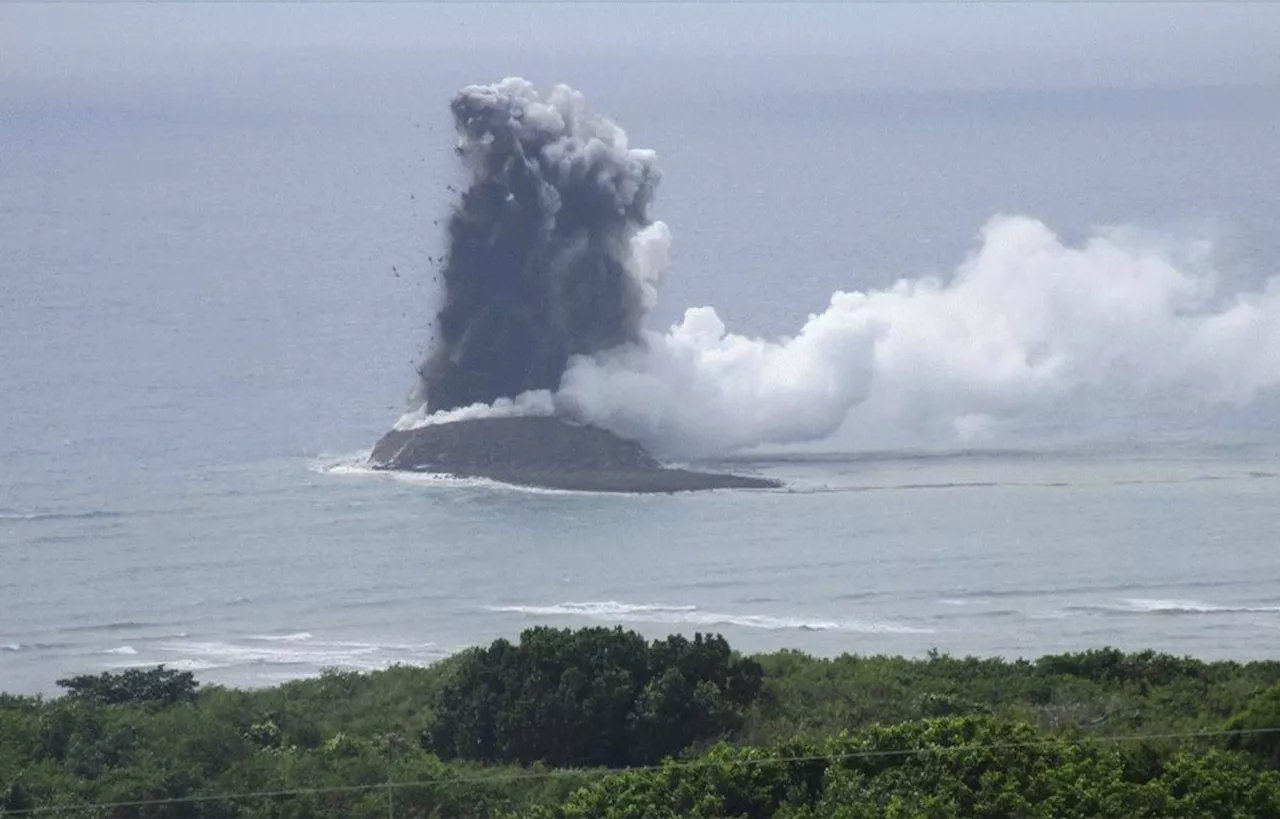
[2,632,1278,818]
[55,665,199,707]
[425,627,764,767]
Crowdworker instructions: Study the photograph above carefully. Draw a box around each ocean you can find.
[4,11,1280,694]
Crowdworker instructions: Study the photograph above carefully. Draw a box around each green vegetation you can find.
[54,667,199,708]
[1,629,1278,818]
[427,628,762,767]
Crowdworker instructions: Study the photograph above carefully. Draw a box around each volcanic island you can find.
[369,79,779,493]
[368,417,779,494]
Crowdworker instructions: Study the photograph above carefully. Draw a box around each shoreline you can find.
[9,638,1277,698]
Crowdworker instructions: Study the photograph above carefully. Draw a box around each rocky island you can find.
[368,416,779,493]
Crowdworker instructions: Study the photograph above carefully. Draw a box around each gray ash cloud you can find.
[419,78,662,413]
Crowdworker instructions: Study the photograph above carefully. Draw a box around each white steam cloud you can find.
[403,215,1280,457]
[403,80,1280,458]
[550,215,1280,458]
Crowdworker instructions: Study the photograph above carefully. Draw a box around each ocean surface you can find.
[4,30,1280,694]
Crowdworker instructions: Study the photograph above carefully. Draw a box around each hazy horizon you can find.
[4,3,1279,93]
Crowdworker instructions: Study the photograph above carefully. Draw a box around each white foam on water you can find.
[489,601,698,616]
[102,645,138,655]
[0,510,120,522]
[1,642,69,653]
[309,453,376,474]
[1061,598,1280,616]
[329,640,443,652]
[157,658,223,672]
[1029,611,1072,620]
[158,640,377,668]
[1123,598,1280,614]
[485,600,934,634]
[150,636,451,673]
[314,457,633,497]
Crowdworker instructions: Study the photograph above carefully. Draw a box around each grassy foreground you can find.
[3,627,1280,818]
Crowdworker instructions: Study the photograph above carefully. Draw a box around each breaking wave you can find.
[0,509,122,522]
[102,645,138,655]
[247,632,314,643]
[145,636,452,673]
[315,456,625,496]
[58,620,169,634]
[1,643,68,653]
[1067,598,1280,616]
[484,600,934,634]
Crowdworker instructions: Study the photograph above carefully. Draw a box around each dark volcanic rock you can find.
[369,416,779,493]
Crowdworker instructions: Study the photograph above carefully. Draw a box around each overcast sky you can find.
[3,3,1278,92]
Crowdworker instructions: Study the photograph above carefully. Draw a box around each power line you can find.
[5,725,1279,817]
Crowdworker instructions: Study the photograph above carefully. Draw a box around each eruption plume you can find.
[419,78,668,413]
[408,78,1280,458]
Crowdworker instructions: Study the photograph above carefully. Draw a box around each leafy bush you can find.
[1226,681,1280,765]
[56,666,198,707]
[526,717,1280,819]
[425,627,764,767]
[2,639,1278,818]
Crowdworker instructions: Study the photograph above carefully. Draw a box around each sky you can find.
[2,2,1279,92]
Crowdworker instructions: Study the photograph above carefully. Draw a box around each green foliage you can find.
[1033,648,1224,689]
[245,720,282,749]
[535,717,1280,819]
[426,627,764,767]
[745,646,1280,746]
[1226,681,1280,764]
[0,639,1277,818]
[55,666,198,707]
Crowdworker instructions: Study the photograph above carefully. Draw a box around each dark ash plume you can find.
[419,78,663,413]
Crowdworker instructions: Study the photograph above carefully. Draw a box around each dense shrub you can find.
[1,638,1277,818]
[523,718,1280,819]
[1226,681,1280,765]
[424,627,764,767]
[56,666,198,707]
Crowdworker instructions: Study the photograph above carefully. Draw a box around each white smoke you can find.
[408,81,1280,457]
[629,221,672,314]
[396,391,554,430]
[551,215,1280,458]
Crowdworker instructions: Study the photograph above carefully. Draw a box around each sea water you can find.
[3,15,1280,694]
